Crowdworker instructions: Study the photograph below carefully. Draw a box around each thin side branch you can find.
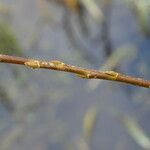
[0,54,150,88]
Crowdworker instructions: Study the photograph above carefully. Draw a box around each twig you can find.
[0,54,150,88]
[86,45,137,90]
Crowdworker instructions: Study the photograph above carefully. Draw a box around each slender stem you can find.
[0,54,150,88]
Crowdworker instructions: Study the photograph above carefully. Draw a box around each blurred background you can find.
[0,0,150,150]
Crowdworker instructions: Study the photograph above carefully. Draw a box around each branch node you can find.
[104,71,119,80]
[76,73,89,78]
[75,71,91,78]
[24,60,40,69]
[49,60,65,68]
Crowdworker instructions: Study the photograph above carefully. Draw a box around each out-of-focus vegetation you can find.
[83,105,98,142]
[0,3,24,112]
[0,21,22,55]
[0,0,150,150]
[126,0,150,36]
[120,115,150,149]
[0,3,22,55]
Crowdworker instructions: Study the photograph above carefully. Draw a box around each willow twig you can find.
[0,54,150,88]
